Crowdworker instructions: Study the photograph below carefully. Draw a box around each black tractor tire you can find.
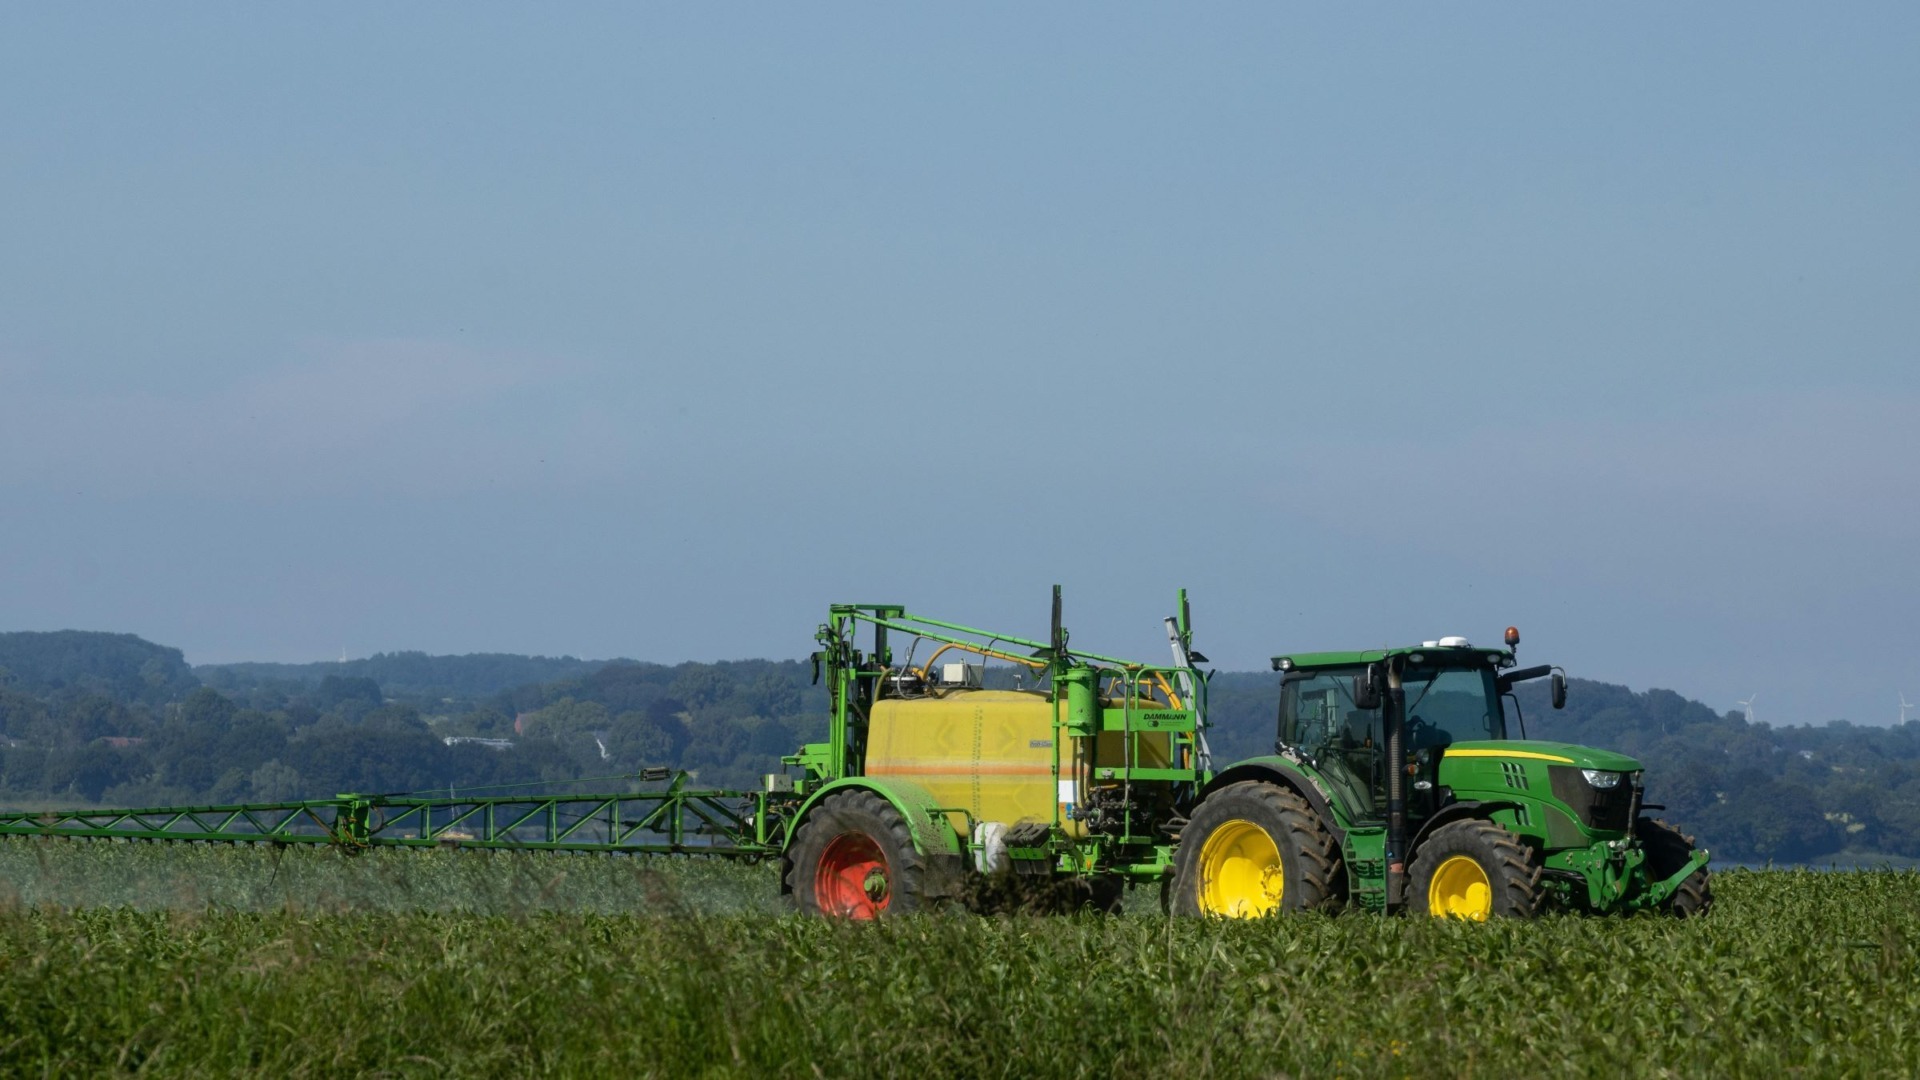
[1635,817,1713,917]
[1170,781,1344,917]
[1408,818,1542,920]
[784,790,926,918]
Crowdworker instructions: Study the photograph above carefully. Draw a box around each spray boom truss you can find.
[0,773,785,858]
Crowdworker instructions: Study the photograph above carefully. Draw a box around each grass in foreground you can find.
[0,842,1915,1078]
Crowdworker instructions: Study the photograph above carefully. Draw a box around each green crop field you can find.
[0,840,1916,1078]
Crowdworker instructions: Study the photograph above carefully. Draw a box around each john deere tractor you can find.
[1169,628,1711,918]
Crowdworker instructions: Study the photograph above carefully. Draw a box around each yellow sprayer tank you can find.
[864,688,1170,836]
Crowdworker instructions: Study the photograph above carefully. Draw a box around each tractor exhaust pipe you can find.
[1384,666,1408,907]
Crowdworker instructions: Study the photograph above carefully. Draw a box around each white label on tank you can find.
[1057,780,1077,803]
[1029,739,1053,748]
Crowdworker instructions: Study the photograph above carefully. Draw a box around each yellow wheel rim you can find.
[1428,855,1493,920]
[1197,819,1284,917]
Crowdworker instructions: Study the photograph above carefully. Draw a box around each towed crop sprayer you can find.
[0,590,1709,919]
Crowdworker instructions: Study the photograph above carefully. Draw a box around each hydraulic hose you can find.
[915,642,1048,682]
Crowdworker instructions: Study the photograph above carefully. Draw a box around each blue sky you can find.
[1,6,1915,727]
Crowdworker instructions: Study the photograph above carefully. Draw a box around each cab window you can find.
[1279,668,1381,819]
[1400,666,1504,747]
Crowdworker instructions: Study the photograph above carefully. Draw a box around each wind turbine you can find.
[1735,694,1756,723]
[1902,693,1915,725]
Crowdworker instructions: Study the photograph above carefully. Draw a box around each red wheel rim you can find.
[814,832,890,919]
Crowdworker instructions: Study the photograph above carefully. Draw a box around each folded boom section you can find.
[0,774,784,858]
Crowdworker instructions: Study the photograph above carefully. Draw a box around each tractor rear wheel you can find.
[785,790,926,919]
[1635,817,1713,917]
[1409,819,1541,920]
[1171,781,1343,917]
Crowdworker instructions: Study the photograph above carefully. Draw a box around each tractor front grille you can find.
[1548,767,1639,833]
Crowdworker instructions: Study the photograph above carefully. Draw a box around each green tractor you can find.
[1169,628,1712,919]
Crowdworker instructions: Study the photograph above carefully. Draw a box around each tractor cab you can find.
[1274,638,1531,825]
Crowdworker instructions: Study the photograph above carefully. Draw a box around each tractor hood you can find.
[1439,740,1642,773]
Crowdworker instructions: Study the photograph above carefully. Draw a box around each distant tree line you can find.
[198,651,612,702]
[0,634,828,806]
[2,631,1918,865]
[0,631,197,707]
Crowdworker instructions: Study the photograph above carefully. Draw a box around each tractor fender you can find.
[778,777,968,897]
[1198,758,1347,844]
[1408,799,1525,856]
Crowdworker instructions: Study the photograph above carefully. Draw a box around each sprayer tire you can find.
[1409,818,1541,920]
[785,790,925,919]
[1171,781,1343,917]
[1635,817,1713,917]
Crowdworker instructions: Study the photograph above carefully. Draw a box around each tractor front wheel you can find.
[1409,819,1541,920]
[1635,817,1713,917]
[785,790,926,919]
[1171,781,1343,917]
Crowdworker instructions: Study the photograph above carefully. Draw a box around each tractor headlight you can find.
[1581,769,1622,789]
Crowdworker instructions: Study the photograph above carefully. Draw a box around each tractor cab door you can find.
[1279,668,1382,822]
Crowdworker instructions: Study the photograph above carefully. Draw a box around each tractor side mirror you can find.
[1551,672,1567,710]
[1352,664,1382,711]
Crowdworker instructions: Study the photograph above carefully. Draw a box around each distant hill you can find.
[0,631,198,706]
[197,651,617,700]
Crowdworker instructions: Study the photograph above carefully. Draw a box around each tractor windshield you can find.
[1402,665,1505,747]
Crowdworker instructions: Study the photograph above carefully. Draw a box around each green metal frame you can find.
[794,590,1210,878]
[0,775,790,858]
